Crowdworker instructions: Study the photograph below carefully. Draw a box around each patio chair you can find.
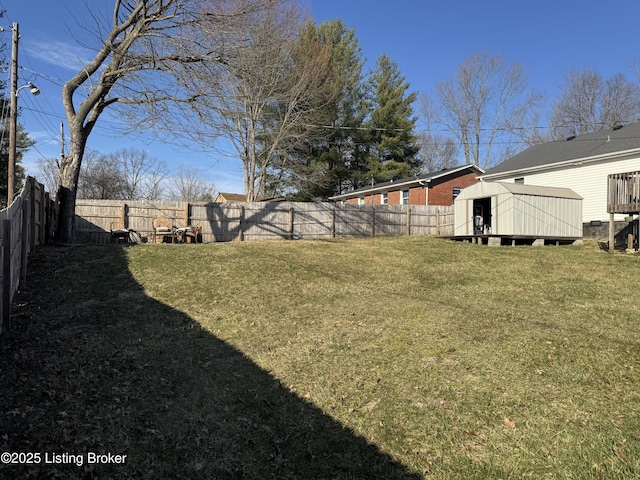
[184,222,203,243]
[110,221,130,244]
[175,222,203,243]
[152,217,175,243]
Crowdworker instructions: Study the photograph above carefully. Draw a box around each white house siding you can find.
[482,156,640,222]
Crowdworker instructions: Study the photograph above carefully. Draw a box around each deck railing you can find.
[608,171,640,214]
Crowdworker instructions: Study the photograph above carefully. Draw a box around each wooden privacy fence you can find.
[0,176,56,334]
[75,200,454,244]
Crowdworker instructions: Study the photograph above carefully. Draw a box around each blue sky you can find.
[3,0,640,194]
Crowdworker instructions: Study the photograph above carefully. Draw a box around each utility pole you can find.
[60,122,65,161]
[8,22,18,205]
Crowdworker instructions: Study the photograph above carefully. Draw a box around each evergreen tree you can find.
[281,20,370,200]
[0,121,31,205]
[364,54,420,184]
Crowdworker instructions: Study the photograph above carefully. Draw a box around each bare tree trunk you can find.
[53,0,227,243]
[55,131,87,243]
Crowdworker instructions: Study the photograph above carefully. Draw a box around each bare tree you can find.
[549,68,640,139]
[57,0,264,242]
[78,150,126,199]
[168,167,215,202]
[418,132,459,172]
[423,52,542,168]
[36,158,61,197]
[418,96,459,172]
[113,148,167,200]
[174,0,332,201]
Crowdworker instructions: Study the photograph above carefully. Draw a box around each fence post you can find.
[238,205,245,241]
[288,206,294,240]
[44,191,51,244]
[29,178,36,252]
[38,181,45,245]
[20,197,29,288]
[405,207,411,236]
[183,202,190,227]
[331,207,336,238]
[121,203,128,229]
[436,209,441,236]
[2,219,11,334]
[370,206,376,237]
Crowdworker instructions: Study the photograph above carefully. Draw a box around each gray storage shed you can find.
[454,182,583,240]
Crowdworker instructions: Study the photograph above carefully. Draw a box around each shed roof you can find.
[499,183,583,199]
[457,182,582,200]
[483,122,640,177]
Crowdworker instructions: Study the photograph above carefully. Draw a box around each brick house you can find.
[329,165,483,206]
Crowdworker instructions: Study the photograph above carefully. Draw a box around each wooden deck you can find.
[608,171,640,214]
[607,171,640,253]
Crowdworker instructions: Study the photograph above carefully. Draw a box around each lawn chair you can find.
[152,217,175,243]
[185,222,203,243]
[175,222,203,244]
[110,221,130,244]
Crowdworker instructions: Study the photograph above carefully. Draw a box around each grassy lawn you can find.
[1,237,639,479]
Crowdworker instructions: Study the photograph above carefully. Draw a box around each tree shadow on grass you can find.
[0,245,421,479]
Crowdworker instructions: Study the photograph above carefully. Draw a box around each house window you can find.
[515,177,525,184]
[381,193,388,205]
[401,190,409,205]
[358,197,365,205]
[452,187,462,200]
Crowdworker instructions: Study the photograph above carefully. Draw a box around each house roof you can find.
[329,164,484,200]
[482,122,640,178]
[214,192,285,202]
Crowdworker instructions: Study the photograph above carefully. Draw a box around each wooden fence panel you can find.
[334,205,373,237]
[0,176,56,335]
[289,203,334,239]
[73,199,454,244]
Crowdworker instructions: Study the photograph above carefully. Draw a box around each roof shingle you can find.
[483,122,640,176]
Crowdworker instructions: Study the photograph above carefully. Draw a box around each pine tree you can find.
[364,54,420,184]
[281,20,370,200]
[0,119,31,205]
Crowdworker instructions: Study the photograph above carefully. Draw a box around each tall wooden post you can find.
[288,206,294,240]
[238,206,245,241]
[405,207,411,236]
[609,213,615,253]
[183,203,190,227]
[370,206,376,237]
[8,23,18,206]
[121,203,128,229]
[331,207,336,238]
